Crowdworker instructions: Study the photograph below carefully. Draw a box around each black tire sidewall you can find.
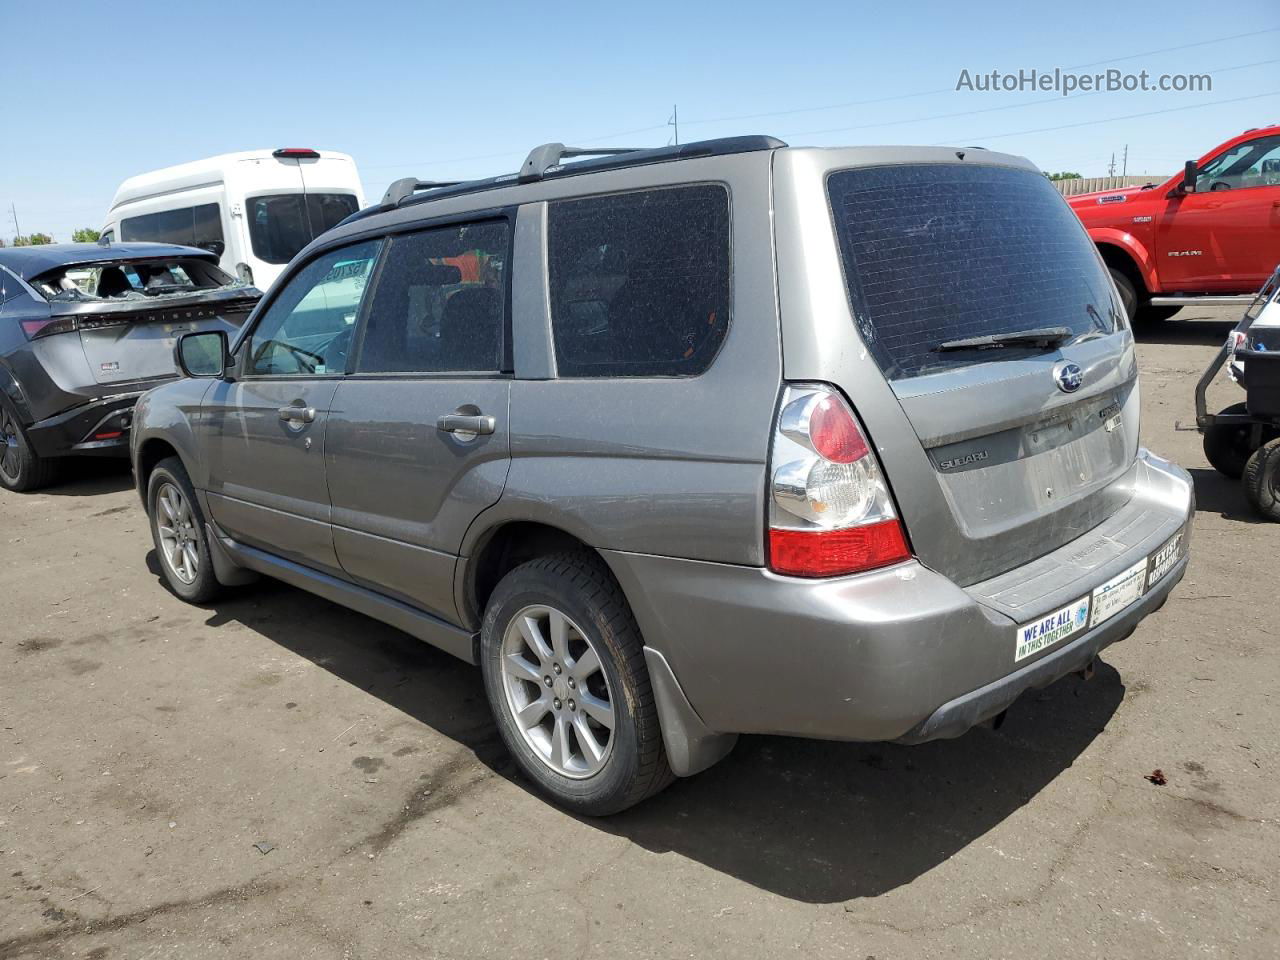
[1244,438,1280,521]
[0,395,43,493]
[1109,268,1138,322]
[1203,403,1256,479]
[480,559,646,814]
[147,458,219,603]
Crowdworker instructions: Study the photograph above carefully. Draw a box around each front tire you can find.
[147,457,222,603]
[1243,438,1280,521]
[1109,268,1138,322]
[480,552,672,815]
[0,398,60,493]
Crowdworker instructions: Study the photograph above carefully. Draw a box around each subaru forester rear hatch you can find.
[27,256,258,385]
[826,161,1136,585]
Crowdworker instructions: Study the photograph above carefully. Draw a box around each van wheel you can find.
[0,398,60,493]
[1203,403,1270,479]
[480,552,673,815]
[1243,438,1280,521]
[147,457,222,603]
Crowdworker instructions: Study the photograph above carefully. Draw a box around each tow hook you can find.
[1077,658,1096,681]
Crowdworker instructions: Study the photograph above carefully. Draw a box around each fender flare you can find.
[0,362,32,425]
[1089,228,1160,295]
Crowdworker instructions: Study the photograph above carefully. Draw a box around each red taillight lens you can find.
[809,394,868,463]
[768,384,911,578]
[20,316,77,340]
[768,521,911,578]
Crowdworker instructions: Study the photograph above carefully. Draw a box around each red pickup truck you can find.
[1069,124,1280,322]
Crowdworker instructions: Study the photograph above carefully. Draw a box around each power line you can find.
[940,90,1280,144]
[777,58,1278,140]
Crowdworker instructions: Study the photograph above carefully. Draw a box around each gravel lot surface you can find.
[1,306,1276,959]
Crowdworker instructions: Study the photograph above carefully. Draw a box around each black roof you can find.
[0,242,218,279]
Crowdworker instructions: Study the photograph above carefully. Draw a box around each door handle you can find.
[278,405,317,423]
[436,413,496,436]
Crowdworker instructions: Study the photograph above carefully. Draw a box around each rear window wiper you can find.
[934,326,1073,353]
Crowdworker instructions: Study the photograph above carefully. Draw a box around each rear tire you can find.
[479,552,673,816]
[0,397,60,493]
[1203,403,1272,479]
[1243,438,1280,522]
[147,457,222,603]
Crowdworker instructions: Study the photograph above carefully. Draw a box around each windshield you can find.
[828,163,1122,380]
[30,257,240,302]
[245,193,360,265]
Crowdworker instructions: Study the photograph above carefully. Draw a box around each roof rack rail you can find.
[519,144,642,183]
[380,177,464,208]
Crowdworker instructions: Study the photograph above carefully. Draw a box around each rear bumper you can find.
[603,448,1193,745]
[27,393,143,458]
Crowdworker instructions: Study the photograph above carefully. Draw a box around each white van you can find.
[103,148,366,291]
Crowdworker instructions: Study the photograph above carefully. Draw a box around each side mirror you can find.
[1182,159,1199,194]
[176,330,230,378]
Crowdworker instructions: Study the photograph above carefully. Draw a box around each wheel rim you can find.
[0,409,21,484]
[499,604,615,780]
[154,482,200,585]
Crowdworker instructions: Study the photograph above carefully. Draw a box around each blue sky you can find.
[4,0,1278,242]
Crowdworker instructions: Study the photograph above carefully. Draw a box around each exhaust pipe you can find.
[1076,658,1096,682]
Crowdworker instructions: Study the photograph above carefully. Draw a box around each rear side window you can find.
[121,203,224,251]
[547,184,730,378]
[246,194,360,265]
[828,164,1121,381]
[356,220,508,374]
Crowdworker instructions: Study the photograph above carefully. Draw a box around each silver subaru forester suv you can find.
[132,136,1193,815]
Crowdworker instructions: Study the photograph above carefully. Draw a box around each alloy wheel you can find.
[0,409,21,485]
[500,604,615,779]
[155,482,200,584]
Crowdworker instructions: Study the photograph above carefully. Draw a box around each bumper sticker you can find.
[1091,558,1148,627]
[1015,596,1091,663]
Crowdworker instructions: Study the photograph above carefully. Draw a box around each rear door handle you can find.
[278,405,317,423]
[436,414,496,436]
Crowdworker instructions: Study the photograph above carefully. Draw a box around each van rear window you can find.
[246,193,360,265]
[827,164,1121,380]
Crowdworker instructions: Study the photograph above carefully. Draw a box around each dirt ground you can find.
[1,306,1276,959]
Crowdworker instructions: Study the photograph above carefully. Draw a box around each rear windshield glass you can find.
[828,164,1121,380]
[29,258,239,302]
[246,193,359,265]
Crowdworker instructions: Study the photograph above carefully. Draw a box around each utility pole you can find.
[8,203,19,240]
[1108,152,1116,177]
[1122,144,1128,177]
[668,104,679,146]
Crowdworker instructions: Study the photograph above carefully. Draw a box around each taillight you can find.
[767,384,911,577]
[20,316,78,340]
[272,147,321,160]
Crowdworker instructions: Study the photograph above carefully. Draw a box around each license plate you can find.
[1015,596,1091,663]
[1090,558,1148,626]
[1147,529,1185,587]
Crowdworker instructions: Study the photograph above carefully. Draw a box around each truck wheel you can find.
[480,552,673,816]
[1243,438,1280,521]
[0,397,60,493]
[1109,268,1138,321]
[147,457,222,603]
[1203,403,1273,479]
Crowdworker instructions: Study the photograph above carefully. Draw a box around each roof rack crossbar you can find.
[380,177,465,208]
[519,143,642,183]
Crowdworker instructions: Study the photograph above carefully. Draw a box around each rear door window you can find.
[120,203,224,250]
[355,220,509,374]
[827,164,1121,380]
[245,193,360,265]
[546,184,731,378]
